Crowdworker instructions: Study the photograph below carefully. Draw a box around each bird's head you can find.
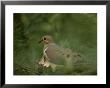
[38,35,54,45]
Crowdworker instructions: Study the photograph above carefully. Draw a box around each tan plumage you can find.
[38,35,81,70]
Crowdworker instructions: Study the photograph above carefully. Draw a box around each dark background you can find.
[14,13,97,75]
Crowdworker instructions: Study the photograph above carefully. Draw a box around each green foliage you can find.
[14,13,97,75]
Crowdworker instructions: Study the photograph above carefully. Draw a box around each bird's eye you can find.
[43,37,46,40]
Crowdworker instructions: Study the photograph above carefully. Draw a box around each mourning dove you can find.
[38,35,81,70]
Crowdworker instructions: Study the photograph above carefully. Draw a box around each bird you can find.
[38,35,82,71]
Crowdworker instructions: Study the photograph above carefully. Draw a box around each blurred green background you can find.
[14,13,97,75]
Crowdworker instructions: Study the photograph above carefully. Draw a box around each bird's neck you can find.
[44,43,55,49]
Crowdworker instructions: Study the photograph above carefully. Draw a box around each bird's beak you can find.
[38,39,43,43]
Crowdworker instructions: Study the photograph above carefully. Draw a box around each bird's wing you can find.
[45,44,62,59]
[45,44,73,65]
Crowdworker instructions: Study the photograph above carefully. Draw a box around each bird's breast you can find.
[43,47,48,59]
